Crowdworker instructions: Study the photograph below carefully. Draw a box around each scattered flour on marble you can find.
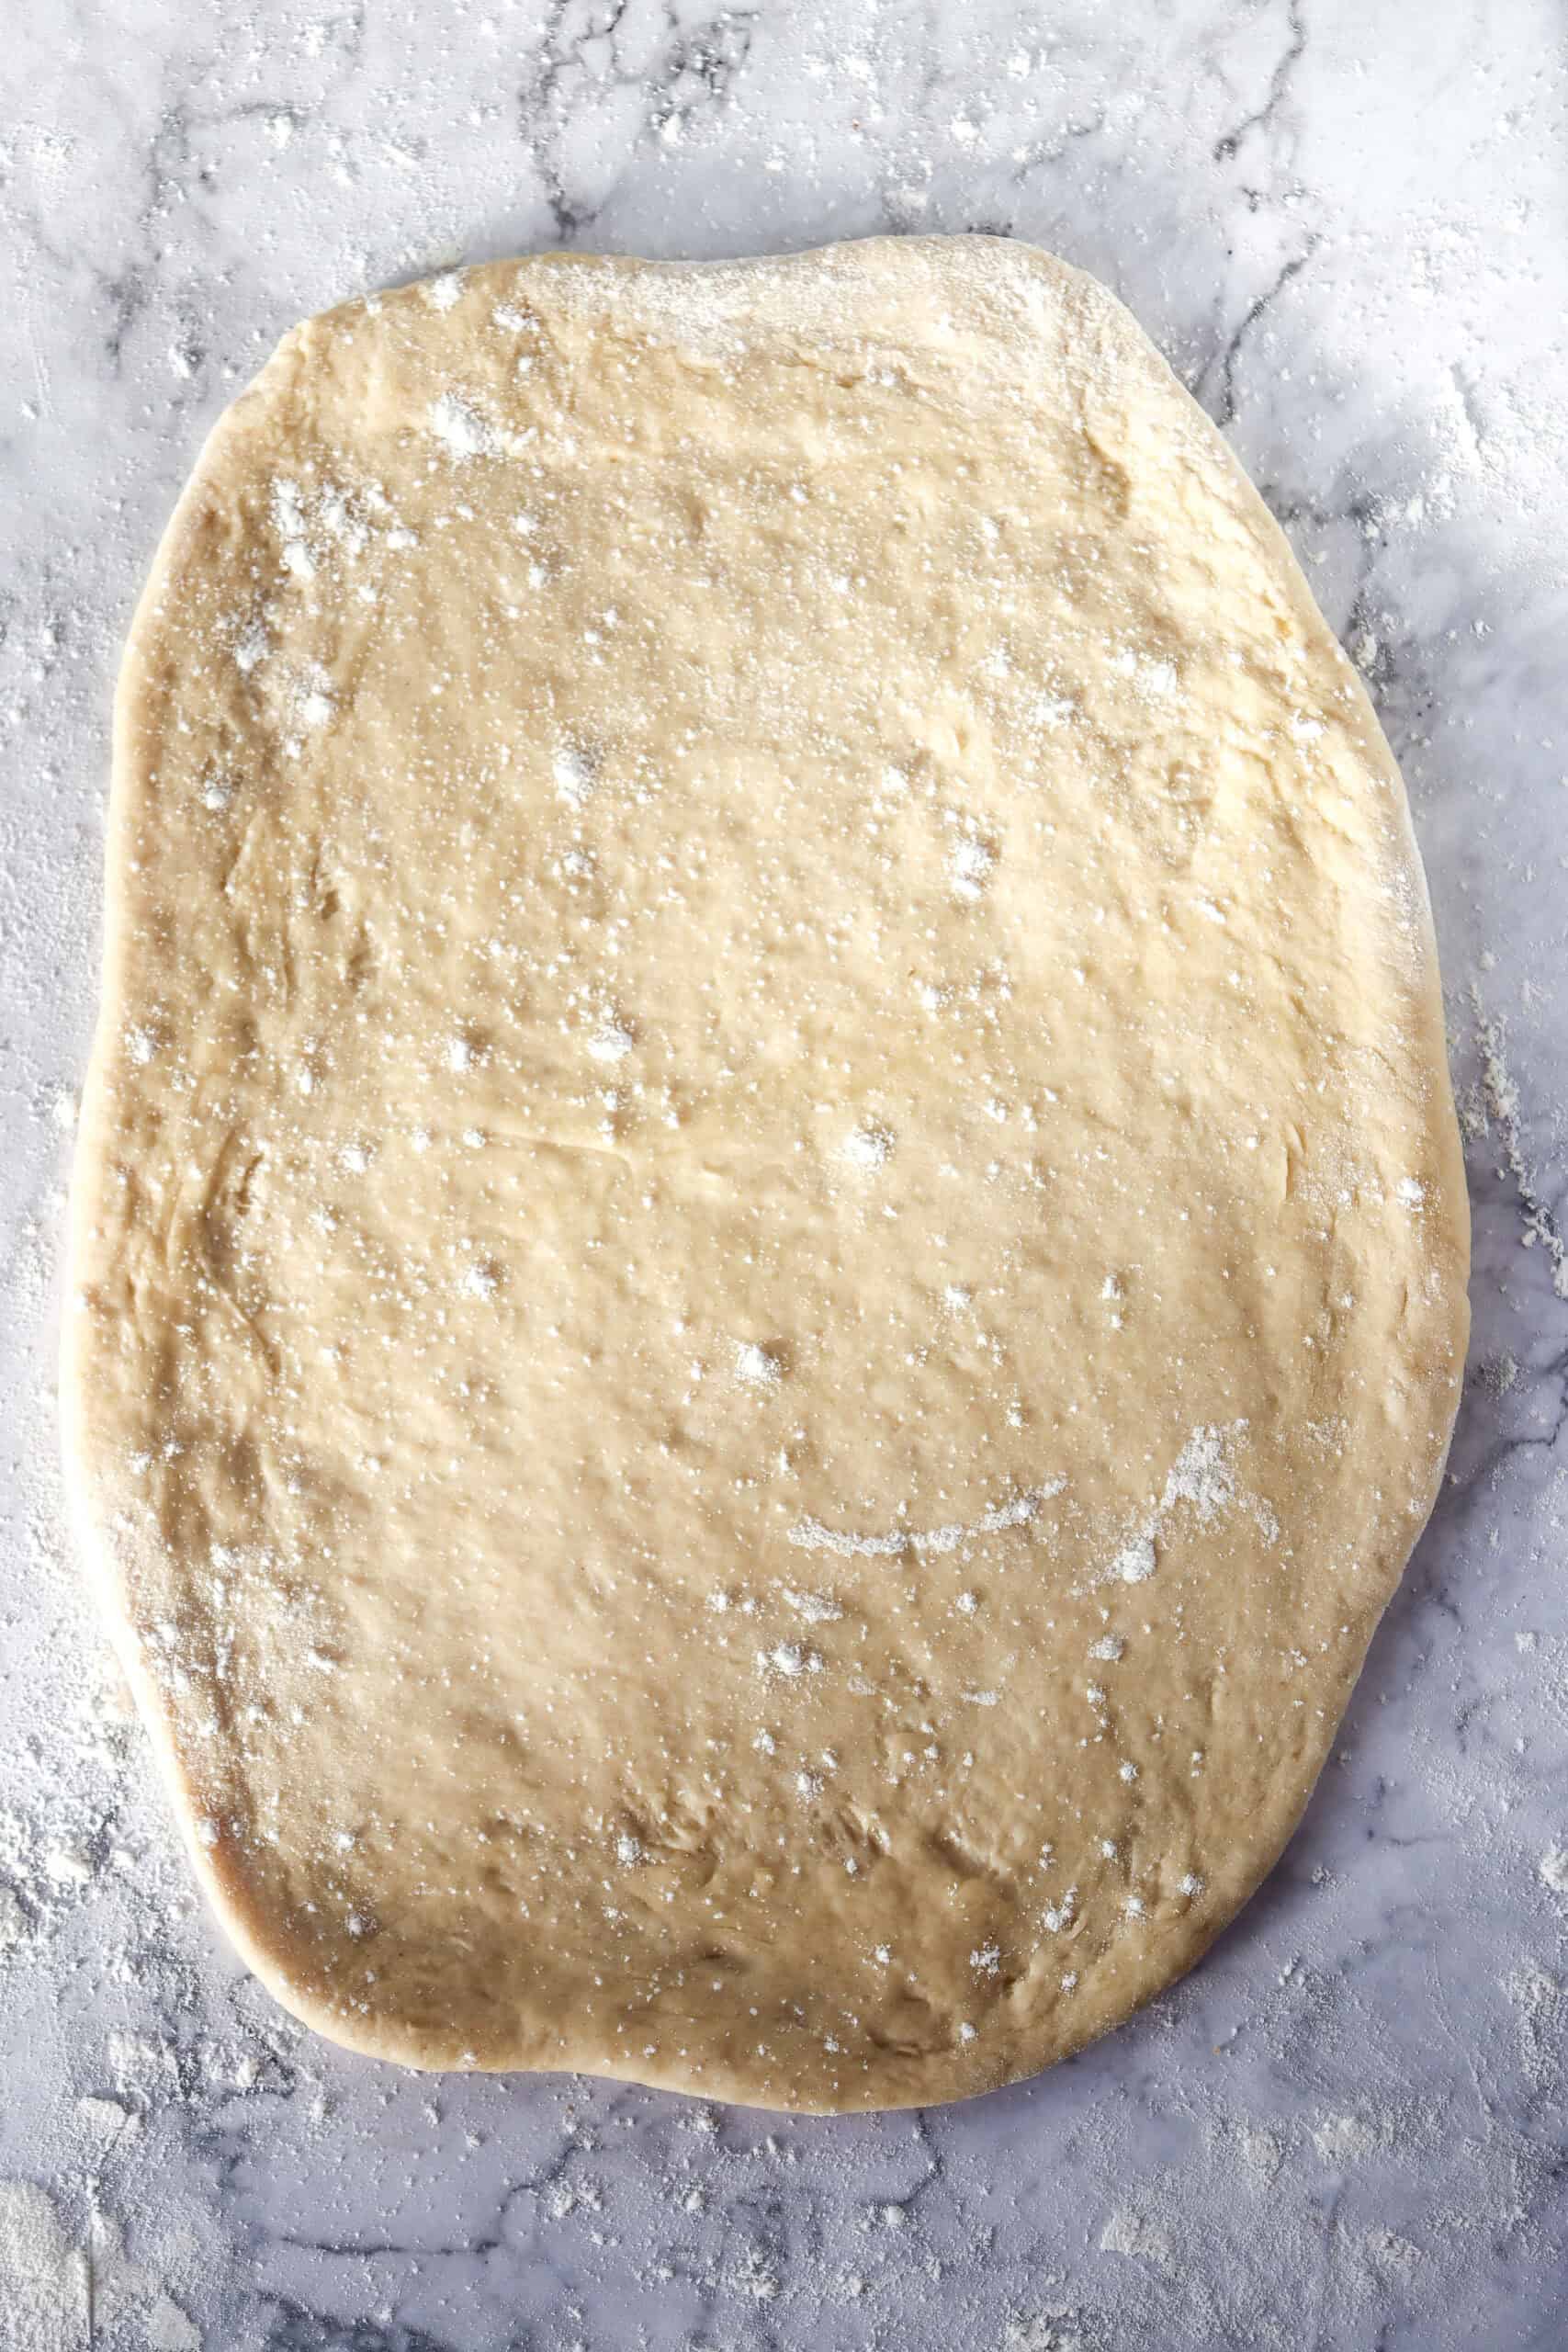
[1364,2226,1424,2282]
[1504,1962,1564,2095]
[0,2181,85,2352]
[999,2316,1100,2352]
[1098,2205,1174,2267]
[0,2181,197,2352]
[1461,989,1568,1299]
[1311,2110,1382,2164]
[1233,2122,1286,2189]
[0,1671,141,1974]
[75,2096,139,2143]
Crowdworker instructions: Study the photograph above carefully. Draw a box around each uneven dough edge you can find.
[62,236,1470,2112]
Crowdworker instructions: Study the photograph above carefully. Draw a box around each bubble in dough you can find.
[64,238,1468,2112]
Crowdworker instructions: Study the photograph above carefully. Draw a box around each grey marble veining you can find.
[2,3,1566,2346]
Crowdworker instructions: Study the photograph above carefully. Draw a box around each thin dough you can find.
[64,238,1468,2112]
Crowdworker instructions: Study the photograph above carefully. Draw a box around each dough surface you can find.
[65,237,1468,2111]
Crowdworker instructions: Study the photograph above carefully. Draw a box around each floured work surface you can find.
[64,238,1468,2111]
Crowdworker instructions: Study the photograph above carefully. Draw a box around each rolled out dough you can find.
[65,237,1468,2111]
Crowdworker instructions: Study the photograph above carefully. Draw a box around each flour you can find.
[428,390,499,460]
[757,1642,823,1680]
[781,1587,841,1624]
[1158,1425,1243,1522]
[790,1478,1062,1559]
[0,2182,84,2352]
[0,1883,27,1958]
[423,269,467,314]
[1462,991,1568,1299]
[1098,2205,1174,2266]
[269,474,400,578]
[0,2183,197,2352]
[0,1672,137,1976]
[949,836,996,899]
[1111,646,1180,702]
[106,2031,183,2102]
[552,741,597,807]
[1111,1532,1156,1585]
[1233,2123,1285,2188]
[587,1016,636,1063]
[1364,2226,1424,2281]
[840,1120,895,1170]
[1504,1963,1564,2095]
[75,2097,138,2143]
[1097,1422,1255,1589]
[1311,2110,1380,2163]
[231,617,269,674]
[1000,2317,1098,2352]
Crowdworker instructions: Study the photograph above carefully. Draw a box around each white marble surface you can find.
[2,3,1566,2345]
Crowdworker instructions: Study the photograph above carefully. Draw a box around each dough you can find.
[64,237,1468,2112]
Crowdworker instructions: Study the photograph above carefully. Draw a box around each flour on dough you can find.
[63,239,1468,2111]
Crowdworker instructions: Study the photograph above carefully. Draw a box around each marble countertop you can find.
[3,3,1566,2345]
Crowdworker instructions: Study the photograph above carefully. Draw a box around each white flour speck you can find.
[1540,1847,1568,1894]
[588,1018,635,1064]
[949,837,996,899]
[840,1121,895,1170]
[429,392,497,459]
[553,743,597,808]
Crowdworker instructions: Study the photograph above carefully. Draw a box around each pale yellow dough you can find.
[64,237,1468,2111]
